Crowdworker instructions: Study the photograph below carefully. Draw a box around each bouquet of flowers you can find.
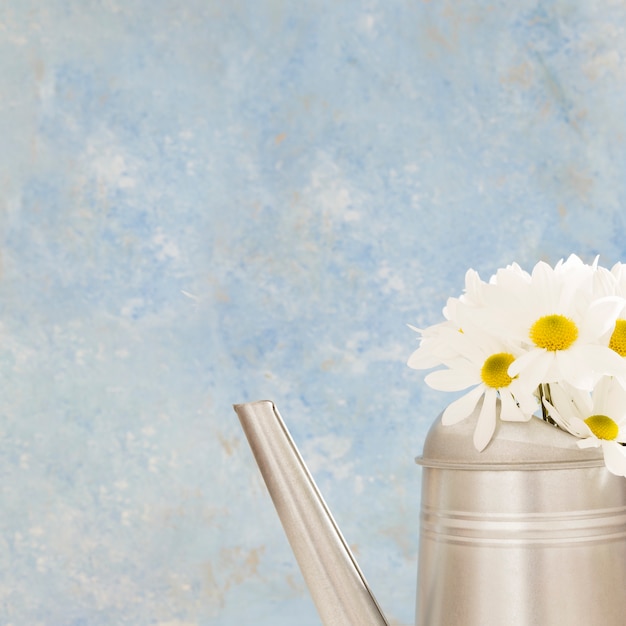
[408,254,626,476]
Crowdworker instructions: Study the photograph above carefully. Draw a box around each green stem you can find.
[539,383,558,427]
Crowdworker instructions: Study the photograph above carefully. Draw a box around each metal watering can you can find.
[234,400,626,625]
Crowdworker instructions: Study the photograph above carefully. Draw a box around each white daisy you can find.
[469,256,626,394]
[542,377,626,477]
[419,322,538,451]
[407,319,464,370]
[407,269,490,370]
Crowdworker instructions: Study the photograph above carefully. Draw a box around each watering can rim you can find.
[418,404,605,469]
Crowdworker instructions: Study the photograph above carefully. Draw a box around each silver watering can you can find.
[234,400,626,625]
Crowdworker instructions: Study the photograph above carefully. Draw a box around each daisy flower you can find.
[470,255,626,394]
[542,377,626,477]
[407,268,490,370]
[411,317,538,451]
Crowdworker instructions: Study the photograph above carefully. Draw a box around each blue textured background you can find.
[3,2,626,625]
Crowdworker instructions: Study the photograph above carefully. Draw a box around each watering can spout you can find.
[234,400,389,626]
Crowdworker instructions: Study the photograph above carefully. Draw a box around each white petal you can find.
[577,437,601,449]
[550,381,592,416]
[601,441,626,477]
[591,376,621,417]
[500,390,533,421]
[425,366,479,391]
[473,387,498,451]
[463,269,486,305]
[543,399,591,438]
[508,348,544,377]
[583,296,625,339]
[557,271,587,312]
[592,266,616,298]
[531,261,559,310]
[407,347,442,370]
[509,378,540,413]
[580,344,626,379]
[508,349,553,391]
[441,385,485,425]
[554,348,596,391]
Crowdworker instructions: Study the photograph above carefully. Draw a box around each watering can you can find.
[234,400,626,625]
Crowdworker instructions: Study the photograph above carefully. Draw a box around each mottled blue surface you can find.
[3,1,626,624]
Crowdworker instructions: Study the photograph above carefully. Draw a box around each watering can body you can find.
[235,400,626,626]
[416,412,626,625]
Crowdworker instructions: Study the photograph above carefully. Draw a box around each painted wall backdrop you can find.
[2,1,626,625]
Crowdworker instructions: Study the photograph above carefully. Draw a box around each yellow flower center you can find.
[481,352,516,389]
[584,414,619,441]
[609,319,626,356]
[529,314,578,351]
